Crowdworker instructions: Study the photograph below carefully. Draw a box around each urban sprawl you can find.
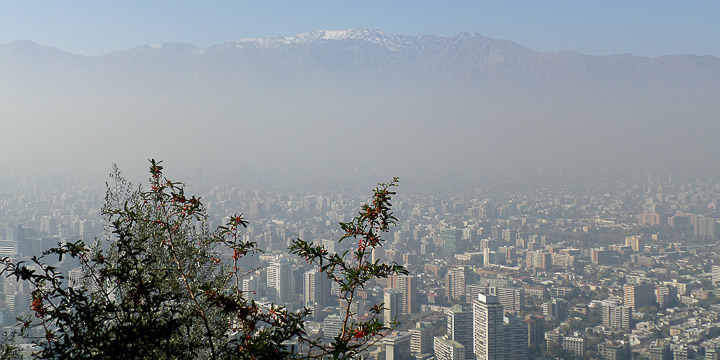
[2,172,720,359]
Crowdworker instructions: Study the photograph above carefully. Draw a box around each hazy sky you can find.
[1,1,719,57]
[2,1,719,182]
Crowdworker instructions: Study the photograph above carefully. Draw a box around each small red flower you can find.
[31,298,45,317]
[354,328,367,339]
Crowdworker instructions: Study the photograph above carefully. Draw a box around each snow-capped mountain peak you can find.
[292,27,386,42]
[231,27,408,50]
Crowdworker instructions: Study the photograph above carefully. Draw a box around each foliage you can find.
[0,331,21,359]
[1,160,405,359]
[289,177,407,358]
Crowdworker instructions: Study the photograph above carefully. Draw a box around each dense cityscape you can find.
[3,170,720,359]
[3,2,720,358]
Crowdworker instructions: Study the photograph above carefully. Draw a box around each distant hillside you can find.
[1,28,719,179]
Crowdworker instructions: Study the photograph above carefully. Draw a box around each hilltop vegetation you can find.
[1,160,405,359]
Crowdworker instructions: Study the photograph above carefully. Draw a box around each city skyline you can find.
[2,3,719,358]
[3,155,720,358]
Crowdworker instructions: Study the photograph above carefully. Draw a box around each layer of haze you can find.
[2,30,719,186]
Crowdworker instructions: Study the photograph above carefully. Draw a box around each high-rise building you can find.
[648,340,671,360]
[267,259,293,303]
[625,235,643,252]
[384,289,403,325]
[11,293,30,317]
[694,216,716,240]
[551,253,575,268]
[624,283,655,311]
[655,285,678,308]
[473,294,504,360]
[591,248,612,265]
[466,284,485,303]
[0,240,18,257]
[302,271,314,307]
[42,216,58,237]
[663,280,688,296]
[323,314,343,342]
[523,315,546,347]
[705,346,719,360]
[501,229,516,244]
[713,265,720,285]
[396,275,418,314]
[525,250,552,270]
[384,332,413,360]
[562,336,585,358]
[447,309,474,358]
[482,248,506,267]
[502,315,527,360]
[673,344,689,360]
[498,246,514,261]
[303,269,331,308]
[598,341,630,360]
[321,239,336,254]
[409,322,433,355]
[542,298,568,323]
[638,212,662,226]
[445,266,467,302]
[490,287,524,314]
[602,301,632,330]
[434,336,466,360]
[242,275,258,301]
[441,229,461,258]
[330,273,344,297]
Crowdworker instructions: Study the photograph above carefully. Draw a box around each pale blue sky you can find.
[1,1,718,57]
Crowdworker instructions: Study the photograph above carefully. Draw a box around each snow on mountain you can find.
[2,28,719,92]
[230,27,409,51]
[2,29,720,177]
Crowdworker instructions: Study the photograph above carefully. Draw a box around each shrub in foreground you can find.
[2,160,405,359]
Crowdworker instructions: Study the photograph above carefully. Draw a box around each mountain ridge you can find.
[4,27,716,60]
[3,28,718,94]
[2,28,720,177]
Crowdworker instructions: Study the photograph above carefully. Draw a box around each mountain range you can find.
[1,28,719,181]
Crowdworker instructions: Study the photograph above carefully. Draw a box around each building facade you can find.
[447,309,474,357]
[435,336,466,360]
[473,294,504,360]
